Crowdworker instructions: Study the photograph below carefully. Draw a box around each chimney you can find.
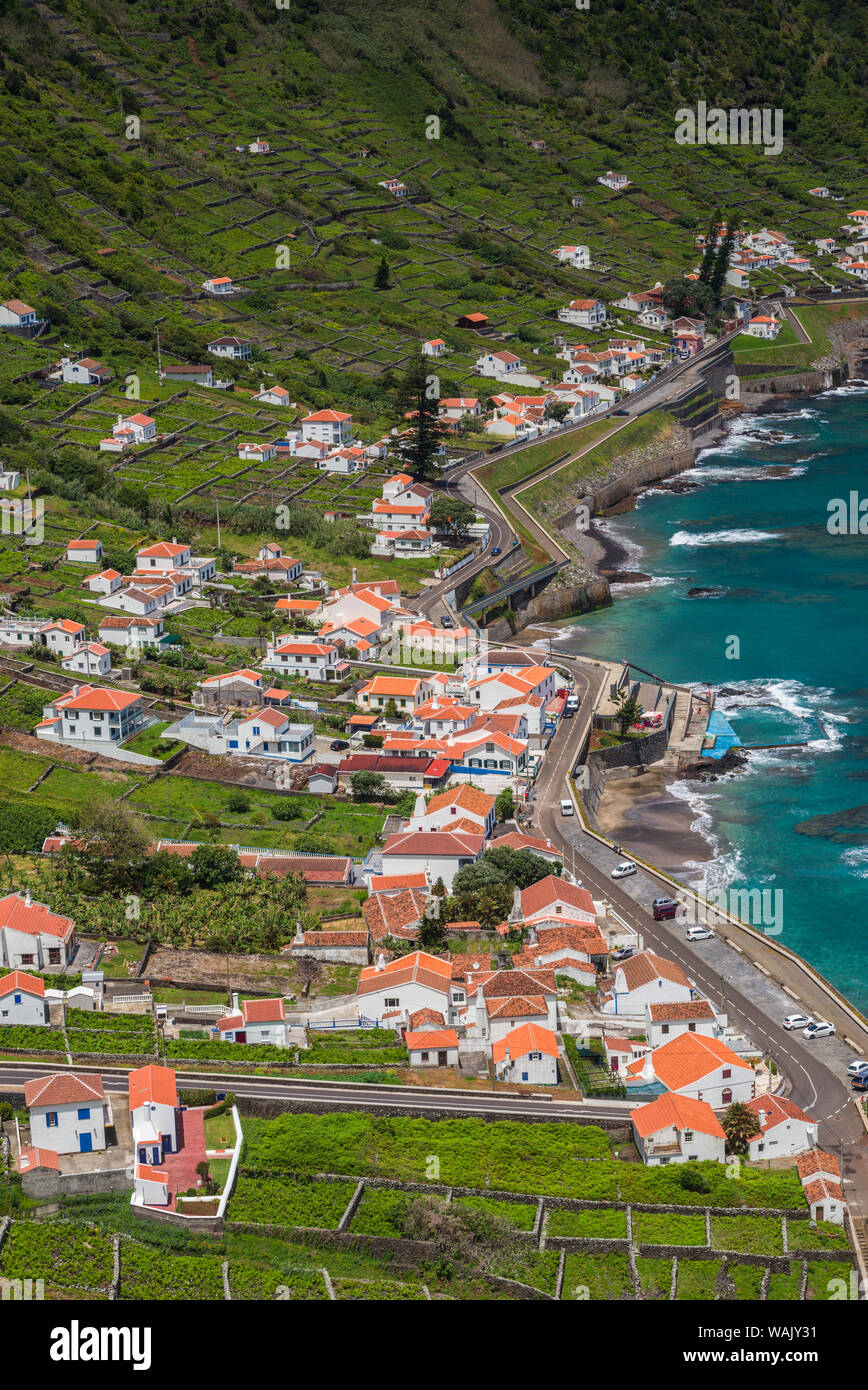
[72,684,80,699]
[352,567,358,585]
[24,888,31,909]
[172,536,177,545]
[375,953,386,972]
[294,920,304,943]
[259,382,264,394]
[758,1109,768,1129]
[231,992,239,1012]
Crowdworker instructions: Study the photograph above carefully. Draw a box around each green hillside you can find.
[0,0,862,538]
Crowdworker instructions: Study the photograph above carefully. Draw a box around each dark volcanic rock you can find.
[794,804,868,844]
[687,587,727,599]
[680,747,747,779]
[601,570,654,584]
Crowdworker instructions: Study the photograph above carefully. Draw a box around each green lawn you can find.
[122,722,185,761]
[205,1112,237,1150]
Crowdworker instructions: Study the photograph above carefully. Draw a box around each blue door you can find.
[80,1132,92,1154]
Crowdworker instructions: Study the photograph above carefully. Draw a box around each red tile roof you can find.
[363,889,427,941]
[492,1022,558,1063]
[408,1007,446,1030]
[0,892,74,942]
[797,1148,840,1181]
[625,1033,750,1090]
[631,1092,725,1140]
[128,1064,177,1111]
[647,1000,716,1022]
[405,1029,458,1050]
[521,875,596,920]
[0,969,45,998]
[743,1093,814,1136]
[24,1072,106,1107]
[242,997,285,1024]
[18,1145,59,1172]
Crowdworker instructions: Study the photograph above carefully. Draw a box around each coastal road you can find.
[415,325,745,621]
[0,1060,630,1126]
[513,648,868,1220]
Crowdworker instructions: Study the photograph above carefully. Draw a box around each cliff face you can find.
[515,576,612,625]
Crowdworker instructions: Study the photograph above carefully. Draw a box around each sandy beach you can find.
[593,766,712,877]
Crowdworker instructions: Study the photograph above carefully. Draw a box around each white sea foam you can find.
[710,678,849,756]
[609,574,676,591]
[669,528,780,547]
[841,846,868,879]
[684,463,808,483]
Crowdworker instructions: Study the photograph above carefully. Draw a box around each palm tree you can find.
[721,1100,759,1154]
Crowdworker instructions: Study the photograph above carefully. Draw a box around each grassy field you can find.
[521,411,680,518]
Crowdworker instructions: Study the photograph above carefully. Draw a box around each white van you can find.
[560,799,574,816]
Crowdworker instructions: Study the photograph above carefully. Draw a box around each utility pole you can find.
[216,499,221,551]
[156,327,163,381]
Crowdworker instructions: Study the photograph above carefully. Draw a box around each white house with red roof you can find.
[66,538,103,565]
[41,619,86,658]
[515,926,607,981]
[253,383,292,406]
[0,969,49,1026]
[357,674,431,713]
[356,950,466,1026]
[624,1032,755,1107]
[438,397,481,422]
[24,1072,109,1155]
[558,299,607,328]
[0,298,40,328]
[475,349,525,379]
[797,1149,845,1224]
[745,315,781,339]
[238,440,277,462]
[196,668,263,707]
[743,1094,818,1161]
[83,568,123,596]
[99,412,157,451]
[372,498,431,532]
[554,244,590,269]
[217,994,292,1046]
[36,684,146,746]
[61,642,112,679]
[301,409,353,447]
[598,171,630,191]
[469,965,559,1043]
[602,949,696,1016]
[97,615,165,650]
[178,704,314,762]
[644,999,718,1048]
[263,635,348,682]
[520,874,597,929]
[129,1064,179,1167]
[0,890,75,971]
[202,276,235,295]
[404,1026,459,1067]
[492,1022,559,1084]
[136,540,190,574]
[56,356,114,386]
[421,338,447,357]
[380,829,484,892]
[492,830,562,864]
[631,1092,726,1165]
[407,784,496,837]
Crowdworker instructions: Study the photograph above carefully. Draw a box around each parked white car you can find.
[611,861,637,879]
[783,1014,814,1031]
[803,1020,836,1040]
[845,1059,868,1076]
[686,925,714,942]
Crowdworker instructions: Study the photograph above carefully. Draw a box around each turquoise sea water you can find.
[557,383,868,1012]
